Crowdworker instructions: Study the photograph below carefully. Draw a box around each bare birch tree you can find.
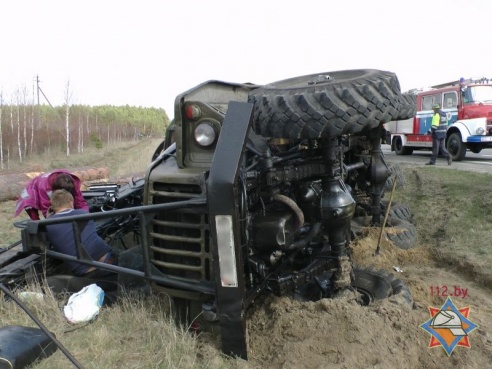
[15,90,22,163]
[78,114,82,153]
[30,80,35,154]
[21,86,28,158]
[64,79,73,157]
[9,98,14,166]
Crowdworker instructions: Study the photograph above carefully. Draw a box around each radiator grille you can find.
[150,182,211,282]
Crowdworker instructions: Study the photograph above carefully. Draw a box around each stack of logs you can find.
[0,167,110,202]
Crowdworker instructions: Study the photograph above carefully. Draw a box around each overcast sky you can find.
[1,0,489,120]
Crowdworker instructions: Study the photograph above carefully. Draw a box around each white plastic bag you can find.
[63,284,105,324]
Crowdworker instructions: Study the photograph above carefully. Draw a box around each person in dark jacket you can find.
[46,189,161,289]
[46,189,116,276]
[426,103,452,166]
[14,169,88,220]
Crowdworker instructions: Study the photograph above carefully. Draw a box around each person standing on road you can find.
[426,103,452,166]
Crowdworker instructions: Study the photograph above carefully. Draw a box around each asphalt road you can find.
[381,144,492,174]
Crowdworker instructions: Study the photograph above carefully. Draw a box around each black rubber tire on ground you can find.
[384,218,417,250]
[393,136,413,155]
[248,69,404,139]
[381,201,413,223]
[384,164,405,192]
[447,132,467,161]
[349,215,417,249]
[352,266,413,307]
[292,265,413,308]
[386,271,414,307]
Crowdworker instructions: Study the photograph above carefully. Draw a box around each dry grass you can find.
[393,164,492,284]
[0,282,236,369]
[0,200,20,246]
[2,138,161,176]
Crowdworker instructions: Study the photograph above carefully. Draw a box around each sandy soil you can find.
[215,234,492,369]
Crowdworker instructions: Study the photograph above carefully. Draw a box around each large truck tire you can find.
[385,218,417,250]
[384,164,405,191]
[291,265,413,309]
[396,93,417,120]
[447,132,467,161]
[248,69,405,139]
[381,201,413,223]
[393,136,413,155]
[349,214,417,250]
[352,266,413,308]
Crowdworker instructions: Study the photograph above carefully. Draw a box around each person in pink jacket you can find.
[14,169,89,220]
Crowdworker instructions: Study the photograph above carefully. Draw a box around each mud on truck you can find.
[1,69,416,359]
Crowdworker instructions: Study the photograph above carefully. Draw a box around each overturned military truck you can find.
[2,69,416,360]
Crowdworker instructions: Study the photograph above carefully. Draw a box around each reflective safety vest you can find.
[431,112,447,135]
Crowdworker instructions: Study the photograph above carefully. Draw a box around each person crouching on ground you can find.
[14,169,89,220]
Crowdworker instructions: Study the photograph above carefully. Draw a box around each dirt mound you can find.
[238,233,492,369]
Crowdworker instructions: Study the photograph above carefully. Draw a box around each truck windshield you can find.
[465,85,492,103]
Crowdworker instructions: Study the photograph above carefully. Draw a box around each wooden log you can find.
[0,167,110,202]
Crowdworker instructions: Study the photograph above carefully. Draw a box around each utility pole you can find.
[35,74,41,130]
[36,75,40,106]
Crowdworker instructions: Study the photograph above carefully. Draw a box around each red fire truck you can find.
[384,77,492,160]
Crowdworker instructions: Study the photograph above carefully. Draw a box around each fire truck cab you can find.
[384,77,492,161]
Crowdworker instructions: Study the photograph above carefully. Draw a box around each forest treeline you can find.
[0,103,169,168]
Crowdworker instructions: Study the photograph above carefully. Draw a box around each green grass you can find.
[394,165,492,284]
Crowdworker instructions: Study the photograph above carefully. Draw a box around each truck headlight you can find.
[194,121,217,147]
[476,127,485,135]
